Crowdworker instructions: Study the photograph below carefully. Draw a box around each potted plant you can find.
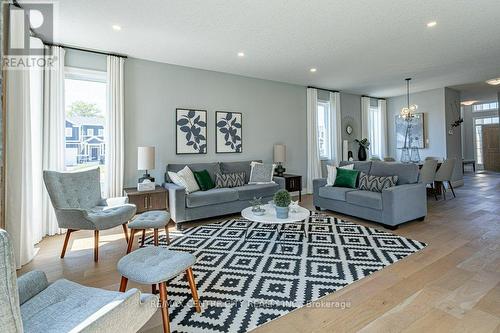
[354,138,370,161]
[273,190,291,219]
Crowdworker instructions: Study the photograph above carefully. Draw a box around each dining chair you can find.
[43,168,137,262]
[434,158,457,200]
[419,159,439,200]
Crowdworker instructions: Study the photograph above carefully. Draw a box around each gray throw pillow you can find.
[358,172,398,192]
[215,172,246,188]
[249,162,275,184]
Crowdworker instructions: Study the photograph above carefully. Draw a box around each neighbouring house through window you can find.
[317,101,331,160]
[64,67,107,193]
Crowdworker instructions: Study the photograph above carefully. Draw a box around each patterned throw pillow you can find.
[215,172,246,188]
[358,172,398,192]
[168,166,200,194]
[248,161,275,184]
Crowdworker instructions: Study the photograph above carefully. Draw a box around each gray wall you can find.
[387,88,447,161]
[340,92,362,157]
[124,58,307,187]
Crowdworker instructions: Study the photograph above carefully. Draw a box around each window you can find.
[64,67,107,193]
[368,104,383,159]
[473,102,498,112]
[317,101,331,159]
[98,129,104,136]
[65,127,73,138]
[473,116,499,165]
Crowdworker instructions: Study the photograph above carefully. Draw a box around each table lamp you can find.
[274,144,286,176]
[138,146,155,187]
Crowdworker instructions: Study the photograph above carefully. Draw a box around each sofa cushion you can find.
[346,190,382,210]
[220,160,262,184]
[369,161,419,185]
[358,172,398,192]
[166,163,220,183]
[339,161,372,174]
[318,186,356,201]
[186,188,238,208]
[333,169,359,188]
[234,183,279,201]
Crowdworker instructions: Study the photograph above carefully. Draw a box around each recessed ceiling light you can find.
[237,52,245,57]
[112,25,122,31]
[426,21,437,28]
[310,68,317,73]
[486,78,500,85]
[461,100,477,106]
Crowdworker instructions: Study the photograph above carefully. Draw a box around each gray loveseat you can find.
[163,161,285,224]
[313,161,426,229]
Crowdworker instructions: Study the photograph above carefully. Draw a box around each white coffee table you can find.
[241,204,310,239]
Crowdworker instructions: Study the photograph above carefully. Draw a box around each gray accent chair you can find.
[0,229,158,333]
[434,158,457,200]
[419,159,439,200]
[163,161,286,224]
[313,161,427,230]
[43,168,136,262]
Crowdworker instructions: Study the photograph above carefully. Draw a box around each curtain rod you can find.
[362,95,386,100]
[9,1,127,59]
[307,86,339,93]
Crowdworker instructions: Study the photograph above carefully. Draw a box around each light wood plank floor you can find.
[18,172,500,332]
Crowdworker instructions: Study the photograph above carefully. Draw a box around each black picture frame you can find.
[215,111,242,153]
[175,108,207,154]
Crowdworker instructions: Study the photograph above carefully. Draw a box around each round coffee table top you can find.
[241,204,310,225]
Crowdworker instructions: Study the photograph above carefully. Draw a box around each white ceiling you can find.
[450,81,500,103]
[49,0,500,97]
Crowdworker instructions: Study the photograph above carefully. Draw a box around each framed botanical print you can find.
[176,108,207,154]
[216,111,242,153]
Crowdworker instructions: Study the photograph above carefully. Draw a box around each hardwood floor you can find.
[18,172,500,332]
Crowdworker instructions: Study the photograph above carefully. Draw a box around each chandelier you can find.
[400,78,420,163]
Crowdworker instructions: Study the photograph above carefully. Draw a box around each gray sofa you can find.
[163,161,285,224]
[313,161,426,229]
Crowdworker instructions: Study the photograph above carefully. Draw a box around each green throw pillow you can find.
[334,168,359,188]
[193,170,215,191]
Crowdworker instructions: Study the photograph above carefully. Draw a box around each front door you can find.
[90,146,99,161]
[482,124,500,171]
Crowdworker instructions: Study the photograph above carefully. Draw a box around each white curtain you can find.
[330,92,342,164]
[378,99,388,158]
[41,46,66,237]
[361,96,370,140]
[5,11,35,267]
[106,56,125,198]
[306,88,321,193]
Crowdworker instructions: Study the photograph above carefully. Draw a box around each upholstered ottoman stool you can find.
[118,247,201,333]
[127,210,171,253]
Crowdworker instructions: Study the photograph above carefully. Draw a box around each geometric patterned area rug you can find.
[143,213,426,333]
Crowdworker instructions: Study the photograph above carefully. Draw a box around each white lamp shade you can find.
[138,146,155,170]
[273,144,286,163]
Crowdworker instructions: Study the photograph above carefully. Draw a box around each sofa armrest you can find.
[272,176,286,190]
[163,182,187,223]
[313,178,327,195]
[382,183,427,225]
[17,271,48,305]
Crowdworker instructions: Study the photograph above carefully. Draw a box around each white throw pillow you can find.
[326,163,354,186]
[168,166,200,194]
[249,161,276,184]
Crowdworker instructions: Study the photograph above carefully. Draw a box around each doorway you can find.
[482,124,500,171]
[473,116,499,169]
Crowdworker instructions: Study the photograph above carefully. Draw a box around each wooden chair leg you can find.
[119,276,128,292]
[158,282,171,333]
[185,268,201,313]
[165,225,170,245]
[60,229,74,258]
[122,223,129,243]
[141,229,146,247]
[448,181,456,198]
[431,183,438,201]
[94,230,99,262]
[442,183,447,200]
[126,229,136,254]
[154,228,159,246]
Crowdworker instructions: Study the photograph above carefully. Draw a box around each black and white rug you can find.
[142,213,426,333]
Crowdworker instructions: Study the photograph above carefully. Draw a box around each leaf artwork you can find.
[216,112,242,153]
[176,109,207,154]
